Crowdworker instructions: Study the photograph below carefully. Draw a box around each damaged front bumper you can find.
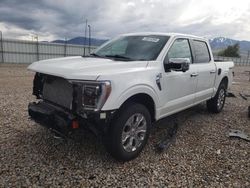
[28,73,115,136]
[28,101,76,134]
[28,101,115,136]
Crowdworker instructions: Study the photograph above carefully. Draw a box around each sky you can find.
[0,0,250,41]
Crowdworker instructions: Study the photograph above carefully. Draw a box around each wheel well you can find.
[221,77,228,89]
[121,93,156,122]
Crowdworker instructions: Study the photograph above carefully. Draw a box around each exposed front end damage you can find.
[28,101,75,135]
[28,73,114,137]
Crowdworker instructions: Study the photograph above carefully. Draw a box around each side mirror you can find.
[165,58,190,72]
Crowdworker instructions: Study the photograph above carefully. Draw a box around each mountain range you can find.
[52,36,250,57]
[210,37,250,50]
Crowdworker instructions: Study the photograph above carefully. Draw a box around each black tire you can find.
[105,103,151,161]
[207,82,227,113]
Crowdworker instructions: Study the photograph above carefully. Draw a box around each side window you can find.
[193,40,210,63]
[165,38,192,63]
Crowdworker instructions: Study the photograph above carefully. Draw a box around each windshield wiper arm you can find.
[104,54,133,60]
[90,53,102,57]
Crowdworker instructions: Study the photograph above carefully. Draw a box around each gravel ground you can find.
[0,64,249,187]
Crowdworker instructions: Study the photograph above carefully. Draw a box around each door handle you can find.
[190,73,199,77]
[210,70,216,74]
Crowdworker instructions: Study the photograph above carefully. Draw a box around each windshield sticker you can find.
[142,37,160,42]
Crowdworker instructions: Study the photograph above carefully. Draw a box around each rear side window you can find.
[193,40,210,63]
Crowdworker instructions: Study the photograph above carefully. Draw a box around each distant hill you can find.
[52,37,108,46]
[209,37,250,57]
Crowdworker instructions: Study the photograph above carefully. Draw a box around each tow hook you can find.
[71,120,79,129]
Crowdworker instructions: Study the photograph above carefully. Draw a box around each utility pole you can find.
[88,25,91,55]
[83,19,88,56]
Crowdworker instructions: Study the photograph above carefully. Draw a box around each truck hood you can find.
[28,56,148,80]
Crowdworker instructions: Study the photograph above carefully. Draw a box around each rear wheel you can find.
[207,82,227,113]
[105,103,151,161]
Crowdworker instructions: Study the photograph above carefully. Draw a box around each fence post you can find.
[64,38,67,57]
[36,36,39,61]
[0,31,4,63]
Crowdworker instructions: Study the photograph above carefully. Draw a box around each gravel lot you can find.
[0,64,249,187]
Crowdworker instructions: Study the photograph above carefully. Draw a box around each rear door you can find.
[190,40,216,103]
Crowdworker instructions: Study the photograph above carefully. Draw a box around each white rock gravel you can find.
[0,64,249,187]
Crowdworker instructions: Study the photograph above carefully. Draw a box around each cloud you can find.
[0,0,250,41]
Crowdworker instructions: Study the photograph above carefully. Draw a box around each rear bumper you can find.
[28,101,75,134]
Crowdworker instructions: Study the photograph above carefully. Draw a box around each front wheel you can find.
[105,103,151,161]
[207,82,227,113]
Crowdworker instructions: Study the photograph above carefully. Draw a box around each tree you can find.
[218,43,240,57]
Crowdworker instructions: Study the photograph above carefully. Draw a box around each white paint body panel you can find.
[28,32,234,121]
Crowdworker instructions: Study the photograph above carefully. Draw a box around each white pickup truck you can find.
[28,32,234,161]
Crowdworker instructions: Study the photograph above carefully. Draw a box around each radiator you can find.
[42,76,73,109]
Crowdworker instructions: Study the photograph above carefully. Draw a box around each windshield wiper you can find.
[104,54,133,61]
[89,53,103,57]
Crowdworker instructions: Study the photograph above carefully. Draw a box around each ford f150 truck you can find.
[28,32,234,161]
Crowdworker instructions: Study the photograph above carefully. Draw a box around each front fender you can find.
[101,84,160,111]
[117,84,160,108]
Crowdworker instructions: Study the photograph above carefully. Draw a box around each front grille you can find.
[42,76,73,109]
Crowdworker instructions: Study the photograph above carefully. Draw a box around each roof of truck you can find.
[121,32,207,40]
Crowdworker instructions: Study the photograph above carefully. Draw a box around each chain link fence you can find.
[214,55,250,66]
[0,38,97,64]
[0,36,249,66]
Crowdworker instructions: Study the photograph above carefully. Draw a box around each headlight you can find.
[80,81,111,111]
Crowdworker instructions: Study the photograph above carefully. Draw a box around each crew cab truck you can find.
[28,33,234,161]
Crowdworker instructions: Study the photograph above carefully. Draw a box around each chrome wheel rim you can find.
[217,89,225,110]
[122,113,147,152]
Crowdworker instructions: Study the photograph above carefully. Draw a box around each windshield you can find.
[93,35,170,61]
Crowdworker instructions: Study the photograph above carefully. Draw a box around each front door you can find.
[159,38,198,118]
